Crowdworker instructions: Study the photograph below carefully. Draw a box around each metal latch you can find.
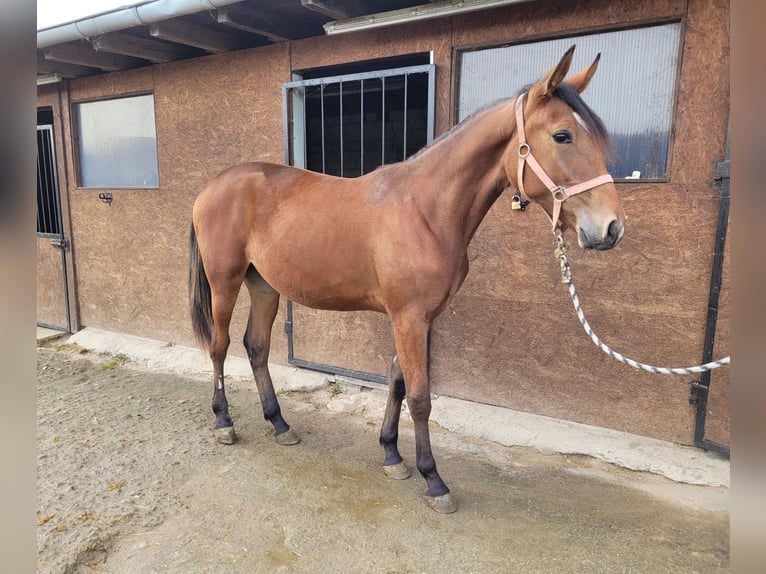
[50,237,71,251]
[688,380,708,405]
[714,159,729,180]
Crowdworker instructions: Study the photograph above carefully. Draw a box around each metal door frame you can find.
[281,63,436,384]
[689,122,730,458]
[37,123,71,332]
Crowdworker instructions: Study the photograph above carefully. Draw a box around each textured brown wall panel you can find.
[36,237,67,328]
[431,188,724,443]
[66,45,290,360]
[68,66,154,102]
[291,307,395,378]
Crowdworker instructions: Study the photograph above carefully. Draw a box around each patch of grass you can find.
[98,353,130,370]
[53,343,86,354]
[329,382,342,396]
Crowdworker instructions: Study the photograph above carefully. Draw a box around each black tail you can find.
[189,222,212,350]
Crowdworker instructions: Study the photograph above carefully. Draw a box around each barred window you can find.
[37,124,61,235]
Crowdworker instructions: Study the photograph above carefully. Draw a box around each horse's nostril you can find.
[607,220,620,243]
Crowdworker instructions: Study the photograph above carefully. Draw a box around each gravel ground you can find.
[37,344,729,573]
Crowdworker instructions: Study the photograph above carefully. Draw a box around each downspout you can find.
[37,0,244,48]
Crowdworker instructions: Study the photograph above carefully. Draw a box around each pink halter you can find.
[514,94,614,231]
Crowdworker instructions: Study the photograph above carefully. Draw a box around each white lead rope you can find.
[554,232,730,375]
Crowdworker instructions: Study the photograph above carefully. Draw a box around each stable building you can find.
[36,0,730,454]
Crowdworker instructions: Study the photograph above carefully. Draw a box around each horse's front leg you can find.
[380,355,412,480]
[243,273,299,446]
[391,312,457,514]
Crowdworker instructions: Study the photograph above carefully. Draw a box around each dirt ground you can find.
[36,343,729,573]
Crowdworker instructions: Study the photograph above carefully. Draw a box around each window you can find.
[37,121,61,236]
[457,22,682,180]
[284,55,435,176]
[75,94,159,187]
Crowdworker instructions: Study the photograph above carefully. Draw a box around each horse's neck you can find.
[405,101,515,246]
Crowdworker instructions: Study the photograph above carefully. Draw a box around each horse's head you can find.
[505,46,625,250]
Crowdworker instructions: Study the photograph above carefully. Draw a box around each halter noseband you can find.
[514,94,614,232]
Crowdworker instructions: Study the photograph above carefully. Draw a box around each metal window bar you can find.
[339,81,344,176]
[360,78,364,176]
[381,76,386,165]
[320,84,326,174]
[282,63,436,384]
[403,73,408,159]
[283,64,435,89]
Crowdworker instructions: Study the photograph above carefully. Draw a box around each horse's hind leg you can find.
[208,272,244,445]
[380,355,412,480]
[244,266,299,445]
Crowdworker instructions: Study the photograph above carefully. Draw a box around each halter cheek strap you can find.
[514,94,613,231]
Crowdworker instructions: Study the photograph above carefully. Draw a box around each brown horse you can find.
[189,46,625,513]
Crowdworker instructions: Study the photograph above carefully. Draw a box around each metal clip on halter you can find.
[551,186,567,202]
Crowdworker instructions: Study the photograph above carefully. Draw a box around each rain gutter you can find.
[37,0,244,48]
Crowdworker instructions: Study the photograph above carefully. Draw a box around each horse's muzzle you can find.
[579,219,624,250]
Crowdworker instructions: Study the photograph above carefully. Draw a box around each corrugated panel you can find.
[458,23,681,178]
[76,94,159,188]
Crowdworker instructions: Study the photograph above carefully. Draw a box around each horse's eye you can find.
[553,130,572,144]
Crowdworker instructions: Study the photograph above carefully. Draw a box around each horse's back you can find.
[196,161,301,206]
[194,161,386,310]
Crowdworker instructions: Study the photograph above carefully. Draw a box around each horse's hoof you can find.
[215,426,237,445]
[383,462,411,480]
[274,428,300,445]
[426,493,458,514]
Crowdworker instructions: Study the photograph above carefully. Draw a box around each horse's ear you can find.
[566,53,600,94]
[527,45,575,105]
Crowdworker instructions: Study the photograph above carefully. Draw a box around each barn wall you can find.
[38,0,730,446]
[431,0,730,444]
[59,46,290,357]
[436,0,730,446]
